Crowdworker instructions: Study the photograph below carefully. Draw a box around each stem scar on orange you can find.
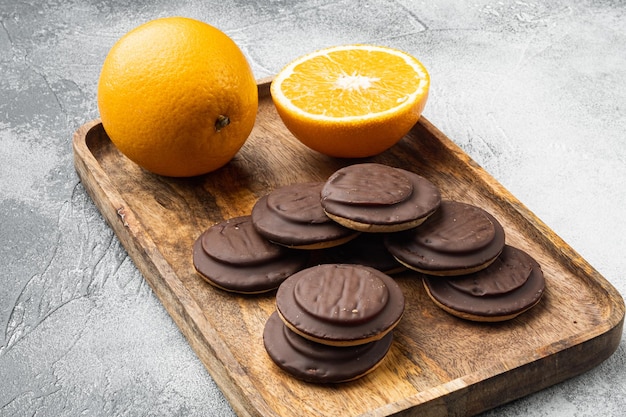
[270,44,430,158]
[97,17,258,177]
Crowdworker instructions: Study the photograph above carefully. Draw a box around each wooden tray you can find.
[73,79,624,417]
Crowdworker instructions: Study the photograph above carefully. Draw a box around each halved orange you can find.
[270,44,430,158]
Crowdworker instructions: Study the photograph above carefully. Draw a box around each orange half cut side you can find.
[270,44,430,158]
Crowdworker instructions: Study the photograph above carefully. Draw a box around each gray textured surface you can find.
[1,0,625,416]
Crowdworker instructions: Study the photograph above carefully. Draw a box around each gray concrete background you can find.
[1,0,625,416]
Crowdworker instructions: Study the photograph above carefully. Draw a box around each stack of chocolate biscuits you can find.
[315,163,545,322]
[191,162,546,382]
[264,263,404,383]
[384,200,545,322]
[193,164,442,292]
[192,215,310,294]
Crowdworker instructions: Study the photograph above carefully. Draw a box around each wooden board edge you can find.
[464,314,624,416]
[369,313,624,417]
[72,121,278,417]
[256,76,273,98]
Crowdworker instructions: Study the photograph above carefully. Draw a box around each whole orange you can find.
[97,17,258,177]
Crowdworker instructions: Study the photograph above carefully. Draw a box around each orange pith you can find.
[97,17,258,177]
[270,45,430,158]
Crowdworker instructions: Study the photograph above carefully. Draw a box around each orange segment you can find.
[270,45,430,158]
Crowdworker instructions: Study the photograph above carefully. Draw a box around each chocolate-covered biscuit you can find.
[276,264,405,346]
[252,182,359,249]
[193,216,309,294]
[385,200,505,275]
[201,214,285,266]
[263,312,393,383]
[321,163,441,233]
[423,245,545,321]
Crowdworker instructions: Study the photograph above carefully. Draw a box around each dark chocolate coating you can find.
[252,182,357,247]
[321,164,441,226]
[201,216,287,266]
[447,248,532,296]
[276,264,405,345]
[321,163,413,205]
[266,182,331,223]
[192,230,309,294]
[423,245,545,318]
[263,312,393,383]
[385,200,505,274]
[293,264,389,325]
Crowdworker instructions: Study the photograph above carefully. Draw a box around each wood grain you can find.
[72,79,624,417]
